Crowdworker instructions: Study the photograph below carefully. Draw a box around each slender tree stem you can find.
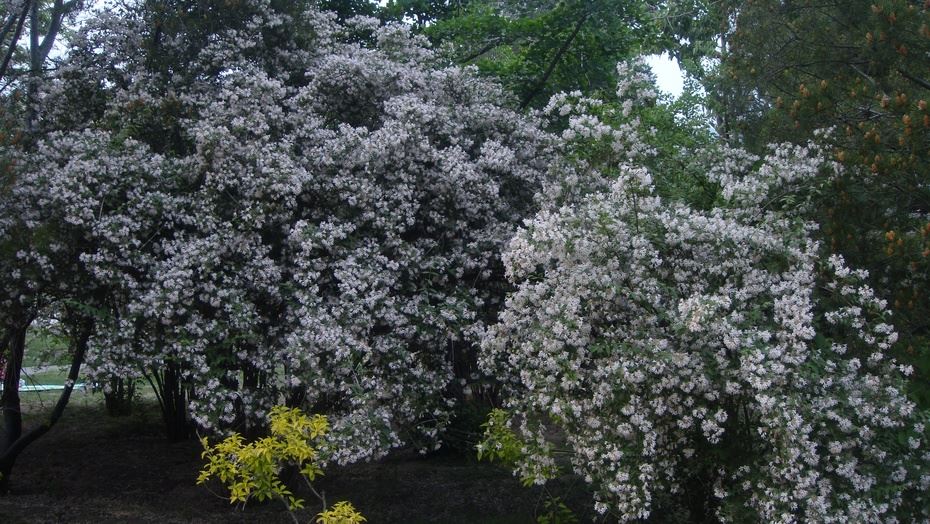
[0,315,92,494]
[520,9,590,110]
[0,1,30,84]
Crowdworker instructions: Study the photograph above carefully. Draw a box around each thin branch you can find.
[0,316,92,474]
[144,370,166,411]
[897,67,930,92]
[277,496,300,524]
[519,9,591,110]
[849,63,878,88]
[303,476,326,509]
[460,37,502,63]
[0,1,30,83]
[0,9,20,46]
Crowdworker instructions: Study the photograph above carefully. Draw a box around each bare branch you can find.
[0,9,21,46]
[461,37,503,64]
[520,9,590,110]
[37,0,78,66]
[897,68,930,92]
[0,1,30,84]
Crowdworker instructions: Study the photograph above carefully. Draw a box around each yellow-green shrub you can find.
[198,406,364,523]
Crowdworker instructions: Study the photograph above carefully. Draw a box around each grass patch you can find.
[23,330,69,368]
[16,383,102,414]
[20,368,71,386]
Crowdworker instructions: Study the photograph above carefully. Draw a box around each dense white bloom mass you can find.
[481,63,929,521]
[4,3,927,517]
[10,1,557,462]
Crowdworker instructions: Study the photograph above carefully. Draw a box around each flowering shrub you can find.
[198,406,365,522]
[480,62,930,521]
[316,502,367,524]
[15,0,558,460]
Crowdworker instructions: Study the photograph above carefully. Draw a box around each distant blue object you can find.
[0,380,86,392]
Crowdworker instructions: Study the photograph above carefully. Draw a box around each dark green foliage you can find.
[714,0,930,406]
[381,0,472,27]
[416,1,660,108]
[318,0,378,19]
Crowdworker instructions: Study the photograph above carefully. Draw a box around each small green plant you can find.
[537,497,578,524]
[198,405,364,523]
[476,408,524,466]
[478,410,577,523]
[476,408,559,486]
[316,501,367,524]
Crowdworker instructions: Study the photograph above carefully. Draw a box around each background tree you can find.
[0,0,87,494]
[654,0,747,141]
[705,0,930,406]
[381,0,470,28]
[400,0,661,109]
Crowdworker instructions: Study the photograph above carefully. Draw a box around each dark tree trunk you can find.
[103,377,135,417]
[0,325,26,456]
[285,378,307,409]
[146,361,192,441]
[241,362,262,440]
[684,469,719,524]
[0,317,90,494]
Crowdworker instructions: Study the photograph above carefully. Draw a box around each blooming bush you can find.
[480,61,930,521]
[16,0,558,460]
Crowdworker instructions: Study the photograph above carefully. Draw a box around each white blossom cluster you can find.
[532,59,659,211]
[481,64,929,521]
[10,1,558,463]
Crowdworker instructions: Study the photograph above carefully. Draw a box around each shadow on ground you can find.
[0,395,595,523]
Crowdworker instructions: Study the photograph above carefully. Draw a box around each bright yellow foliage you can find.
[197,406,362,521]
[316,501,367,524]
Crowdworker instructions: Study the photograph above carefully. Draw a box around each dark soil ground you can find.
[0,391,596,523]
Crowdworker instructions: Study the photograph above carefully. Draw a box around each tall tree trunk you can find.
[103,376,135,417]
[0,316,91,494]
[0,324,27,456]
[25,0,39,133]
[0,1,30,84]
[146,361,192,442]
